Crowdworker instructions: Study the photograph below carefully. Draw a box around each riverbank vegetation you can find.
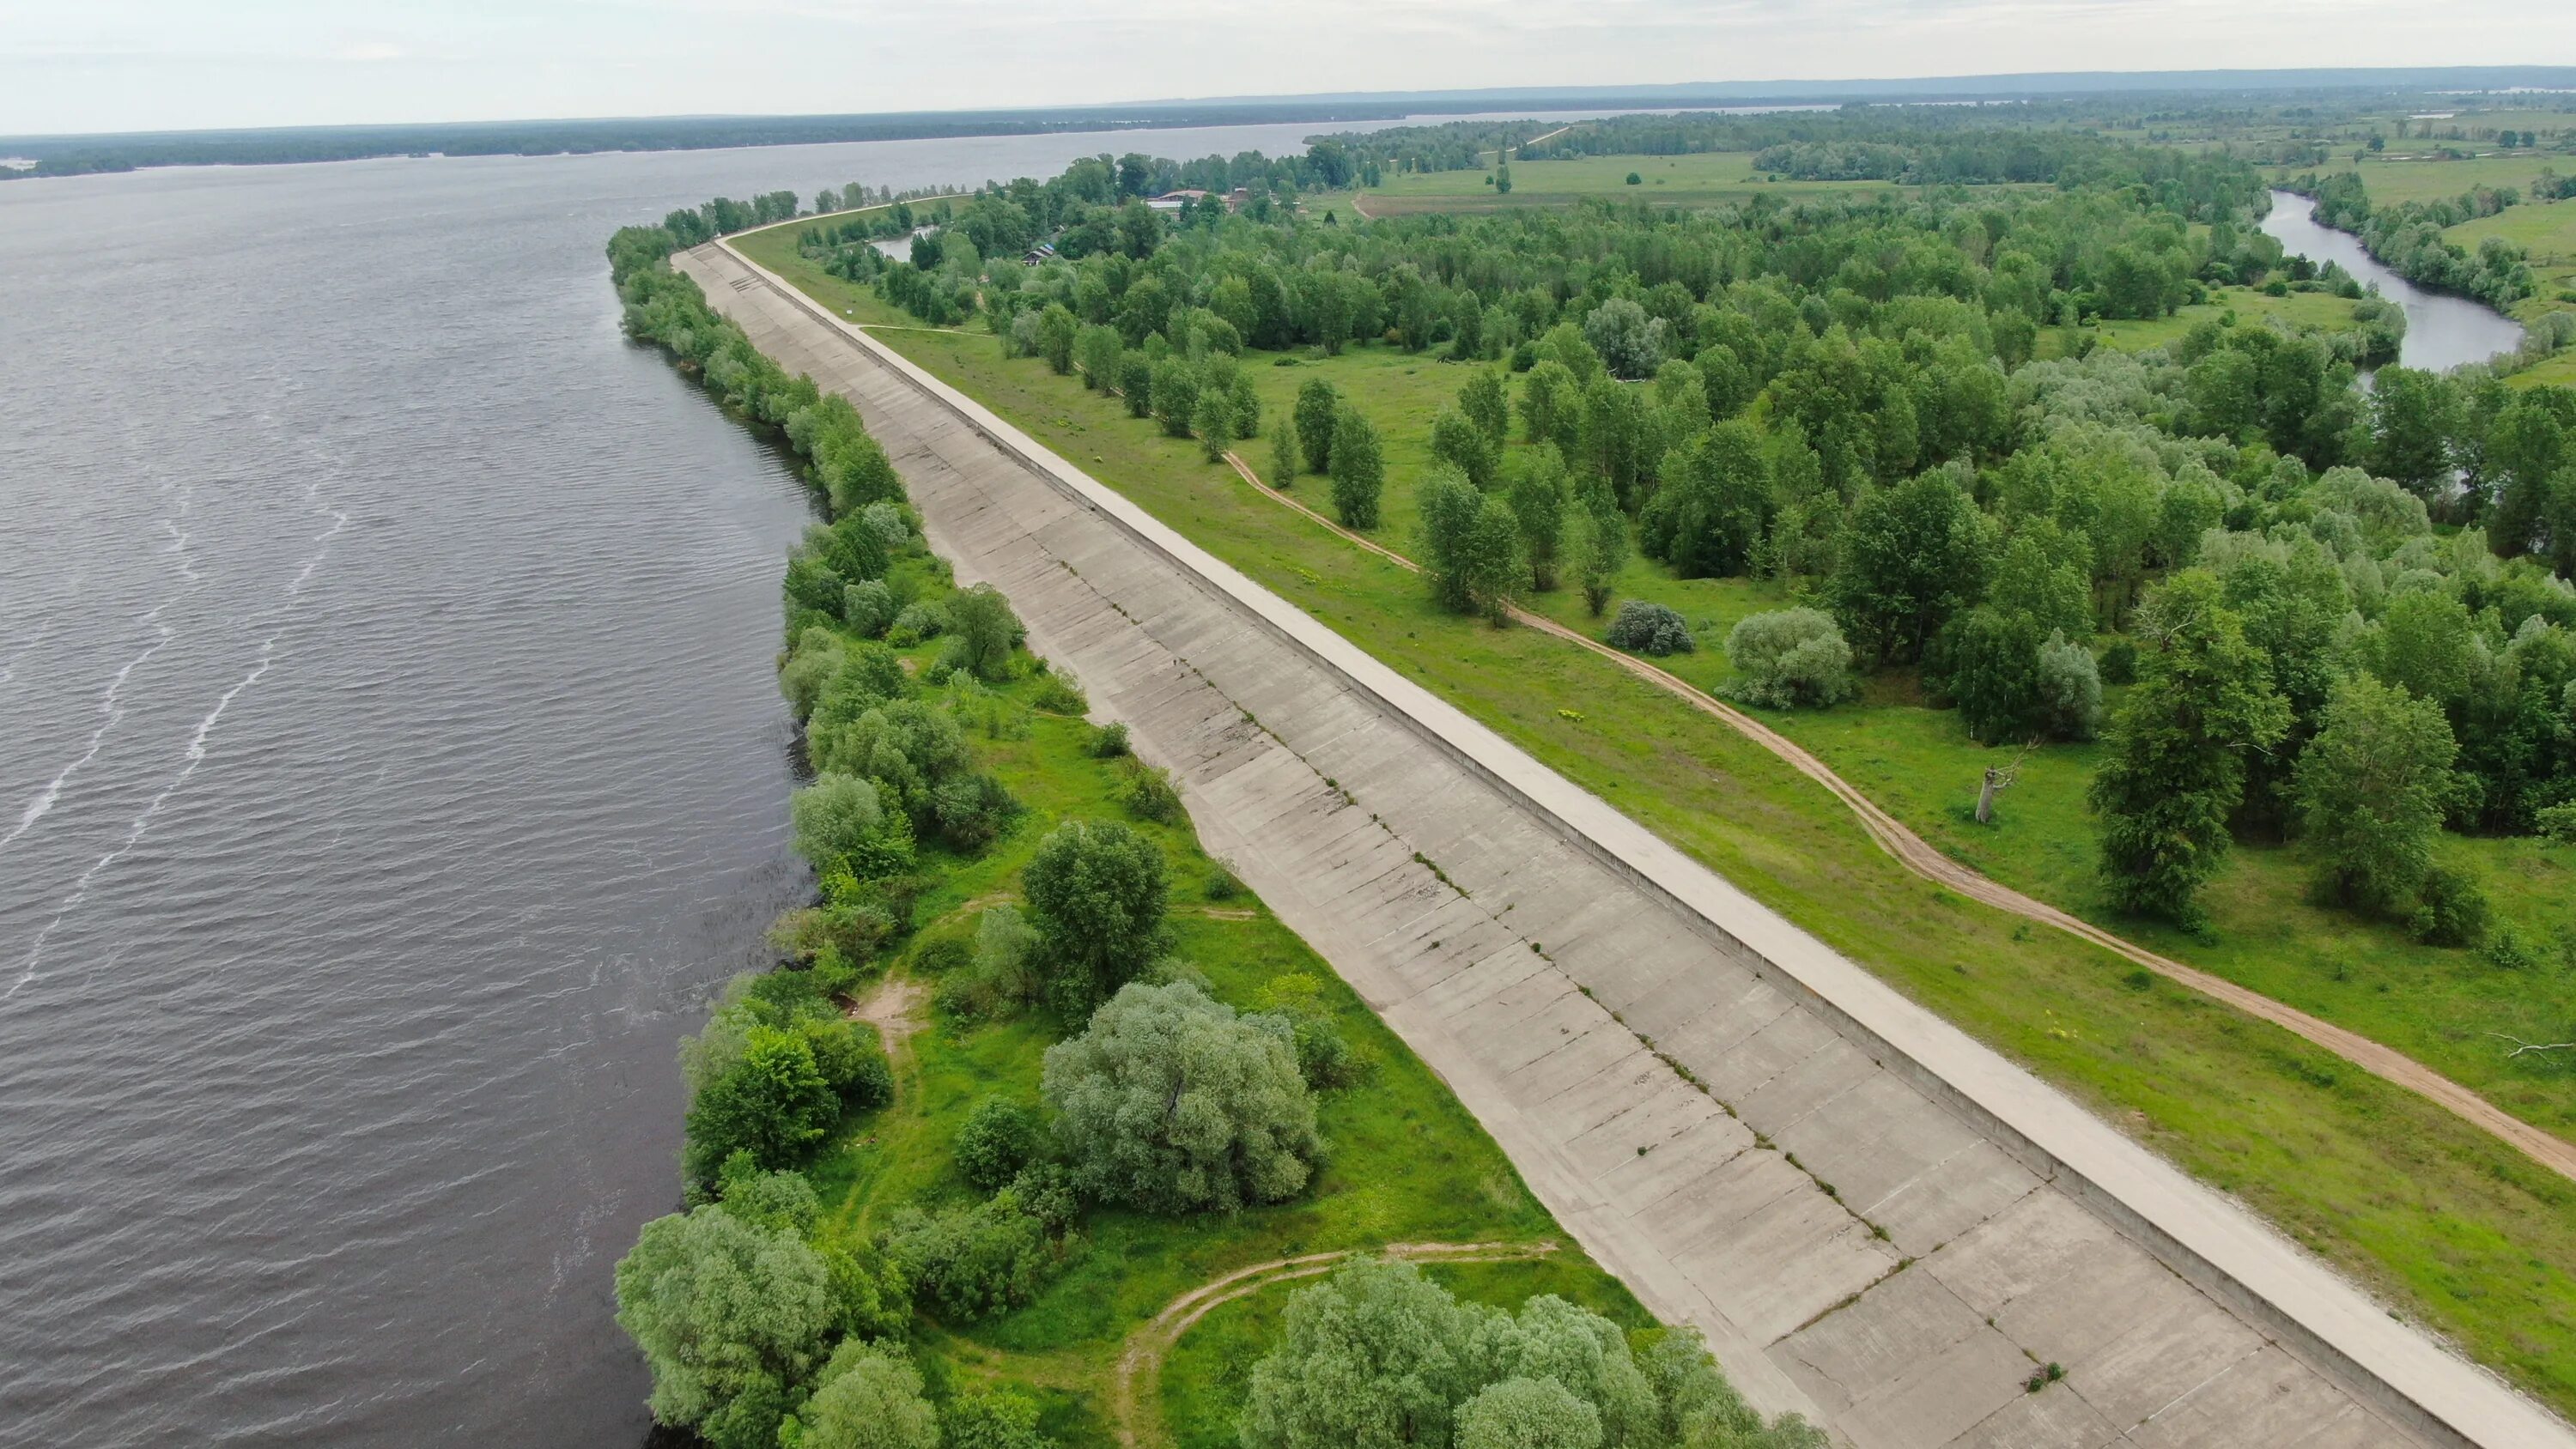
[605,215,1816,1449]
[731,120,2576,1413]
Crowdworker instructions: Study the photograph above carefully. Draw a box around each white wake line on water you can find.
[5,640,276,1002]
[3,481,348,1004]
[0,605,179,857]
[0,473,207,857]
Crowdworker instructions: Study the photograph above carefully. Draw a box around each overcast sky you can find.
[1,0,2562,136]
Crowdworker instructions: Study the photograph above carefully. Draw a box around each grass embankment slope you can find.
[795,600,1640,1440]
[733,221,2576,1419]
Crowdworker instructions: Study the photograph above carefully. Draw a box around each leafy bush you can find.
[2537,801,2576,845]
[2098,637,2139,685]
[887,602,945,647]
[1030,673,1089,715]
[2409,865,2493,948]
[786,1340,939,1449]
[790,773,915,880]
[1121,760,1185,823]
[1238,1260,1823,1449]
[1042,979,1320,1213]
[930,771,1021,851]
[841,579,896,639]
[1089,721,1132,757]
[954,1097,1042,1192]
[939,1388,1057,1449]
[1605,600,1694,656]
[879,1184,1069,1321]
[1722,609,1856,709]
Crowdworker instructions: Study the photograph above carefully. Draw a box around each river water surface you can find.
[2260,187,2527,373]
[0,117,1419,1447]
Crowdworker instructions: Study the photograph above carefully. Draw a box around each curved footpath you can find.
[1211,454,2576,1188]
[678,239,2574,1449]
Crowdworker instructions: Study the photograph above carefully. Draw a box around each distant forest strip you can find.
[0,102,1425,179]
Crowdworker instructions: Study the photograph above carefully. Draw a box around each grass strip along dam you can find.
[675,238,2574,1449]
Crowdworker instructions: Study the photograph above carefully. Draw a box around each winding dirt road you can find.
[1219,450,2576,1185]
[1109,1240,1558,1449]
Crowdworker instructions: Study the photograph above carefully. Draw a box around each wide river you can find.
[0,116,1438,1447]
[2260,187,2528,373]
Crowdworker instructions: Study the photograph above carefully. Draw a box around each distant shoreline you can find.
[9,65,2573,181]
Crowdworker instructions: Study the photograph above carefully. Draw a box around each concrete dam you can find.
[675,240,2573,1449]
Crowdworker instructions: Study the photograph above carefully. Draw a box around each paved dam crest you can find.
[676,241,2572,1449]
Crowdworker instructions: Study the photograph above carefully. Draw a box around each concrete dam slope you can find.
[676,241,2572,1449]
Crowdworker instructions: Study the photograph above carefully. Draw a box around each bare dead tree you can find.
[1975,743,2032,825]
[2491,1034,2576,1062]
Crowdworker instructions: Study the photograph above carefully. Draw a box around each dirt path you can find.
[1110,1240,1557,1449]
[849,973,927,1063]
[1219,450,2576,1185]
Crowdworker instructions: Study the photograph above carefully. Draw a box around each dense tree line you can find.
[908,130,2576,936]
[2292,170,2537,309]
[605,211,1413,1448]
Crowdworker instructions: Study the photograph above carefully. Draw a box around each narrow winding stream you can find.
[2261,188,2527,373]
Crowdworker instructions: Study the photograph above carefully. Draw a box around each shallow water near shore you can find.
[0,116,1413,1447]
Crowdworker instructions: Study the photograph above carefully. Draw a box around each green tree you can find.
[1268,416,1303,485]
[2091,571,2292,923]
[790,773,912,880]
[1151,357,1200,439]
[2367,367,2458,498]
[1035,303,1078,375]
[1576,376,1654,511]
[940,1389,1054,1449]
[1021,820,1170,1016]
[1419,468,1525,623]
[1643,420,1771,579]
[1295,379,1342,476]
[1195,384,1237,462]
[1430,406,1500,489]
[1505,452,1569,591]
[792,1340,939,1449]
[2295,675,2459,916]
[1238,1258,1480,1449]
[1119,355,1155,417]
[615,1205,839,1447]
[1042,979,1321,1213]
[1933,607,2045,744]
[1571,487,1629,616]
[1074,324,1123,392]
[687,1024,839,1178]
[953,1096,1042,1192]
[1581,298,1667,380]
[1830,467,1995,664]
[946,584,1024,681]
[1459,369,1510,443]
[1330,408,1387,529]
[1518,360,1581,452]
[1455,1379,1600,1449]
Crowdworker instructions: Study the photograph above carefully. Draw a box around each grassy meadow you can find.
[792,633,1630,1442]
[732,220,2576,1416]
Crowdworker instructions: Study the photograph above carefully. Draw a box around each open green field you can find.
[787,597,1632,1440]
[734,221,2576,1416]
[2279,154,2575,207]
[2449,196,2576,339]
[2040,285,2373,359]
[1354,151,1918,215]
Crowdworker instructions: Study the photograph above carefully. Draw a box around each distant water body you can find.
[0,114,1443,1447]
[2260,188,2527,373]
